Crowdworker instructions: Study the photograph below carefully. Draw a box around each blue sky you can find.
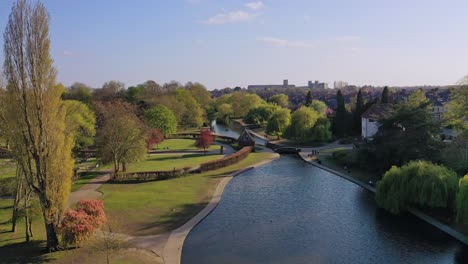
[1,0,468,89]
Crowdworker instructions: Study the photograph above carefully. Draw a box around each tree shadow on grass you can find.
[136,202,208,235]
[0,240,53,263]
[208,170,239,179]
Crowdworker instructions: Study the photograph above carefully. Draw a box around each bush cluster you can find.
[332,150,356,167]
[376,161,459,214]
[60,199,106,247]
[456,175,468,224]
[113,167,192,183]
[200,146,253,172]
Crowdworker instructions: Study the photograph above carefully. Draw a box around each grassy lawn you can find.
[0,150,276,262]
[98,153,223,173]
[99,152,277,236]
[0,159,16,179]
[316,153,381,183]
[71,172,100,192]
[0,198,51,263]
[154,139,218,151]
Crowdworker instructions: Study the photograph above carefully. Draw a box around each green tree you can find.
[244,104,279,126]
[97,104,146,176]
[310,100,327,116]
[381,86,389,103]
[216,103,233,124]
[305,91,312,107]
[332,90,348,136]
[93,81,125,101]
[376,161,458,214]
[174,89,204,128]
[288,106,319,142]
[266,108,291,139]
[456,175,468,224]
[360,92,441,172]
[62,100,96,155]
[269,94,289,108]
[2,0,74,251]
[216,92,266,117]
[186,82,213,107]
[445,86,468,130]
[144,105,177,136]
[62,82,92,104]
[441,130,468,175]
[352,89,364,134]
[310,117,332,141]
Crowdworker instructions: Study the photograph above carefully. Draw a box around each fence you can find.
[199,146,253,172]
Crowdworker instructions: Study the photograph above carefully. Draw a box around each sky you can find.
[1,0,468,90]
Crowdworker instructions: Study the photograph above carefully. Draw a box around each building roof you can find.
[238,129,255,147]
[361,103,393,119]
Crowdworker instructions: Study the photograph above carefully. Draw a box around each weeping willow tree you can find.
[2,0,74,251]
[376,161,459,214]
[456,175,468,224]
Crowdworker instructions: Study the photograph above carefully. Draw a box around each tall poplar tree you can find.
[381,86,390,103]
[333,90,348,136]
[353,89,364,134]
[2,0,74,251]
[305,91,312,107]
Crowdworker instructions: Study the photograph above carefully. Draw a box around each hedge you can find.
[199,146,253,172]
[112,166,193,183]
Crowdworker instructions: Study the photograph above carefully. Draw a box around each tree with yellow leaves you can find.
[2,0,74,251]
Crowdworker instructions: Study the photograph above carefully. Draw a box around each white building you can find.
[361,104,392,139]
[334,80,348,89]
[248,79,295,91]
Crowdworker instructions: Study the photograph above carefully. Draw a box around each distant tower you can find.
[283,79,288,87]
[308,81,313,88]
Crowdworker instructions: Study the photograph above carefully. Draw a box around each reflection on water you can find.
[182,156,467,264]
[212,120,267,146]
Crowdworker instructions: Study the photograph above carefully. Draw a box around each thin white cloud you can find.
[257,37,314,48]
[202,11,257,25]
[63,50,73,56]
[245,1,264,10]
[335,36,361,42]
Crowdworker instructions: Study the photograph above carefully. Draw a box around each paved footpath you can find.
[66,172,110,208]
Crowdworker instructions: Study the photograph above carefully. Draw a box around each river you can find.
[182,123,468,263]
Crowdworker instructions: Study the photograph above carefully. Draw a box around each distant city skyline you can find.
[1,0,468,90]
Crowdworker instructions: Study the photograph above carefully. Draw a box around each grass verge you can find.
[99,152,276,236]
[154,139,217,151]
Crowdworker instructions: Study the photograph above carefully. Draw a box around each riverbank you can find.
[298,152,468,246]
[163,152,280,264]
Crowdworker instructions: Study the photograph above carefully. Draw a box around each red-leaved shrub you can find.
[61,199,106,247]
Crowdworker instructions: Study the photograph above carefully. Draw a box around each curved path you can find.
[66,143,277,263]
[66,172,110,208]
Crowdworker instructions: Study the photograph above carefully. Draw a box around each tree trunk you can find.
[25,214,30,242]
[24,190,31,242]
[11,178,23,232]
[38,193,61,252]
[25,191,33,238]
[44,222,60,252]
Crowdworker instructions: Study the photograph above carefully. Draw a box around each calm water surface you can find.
[182,156,468,264]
